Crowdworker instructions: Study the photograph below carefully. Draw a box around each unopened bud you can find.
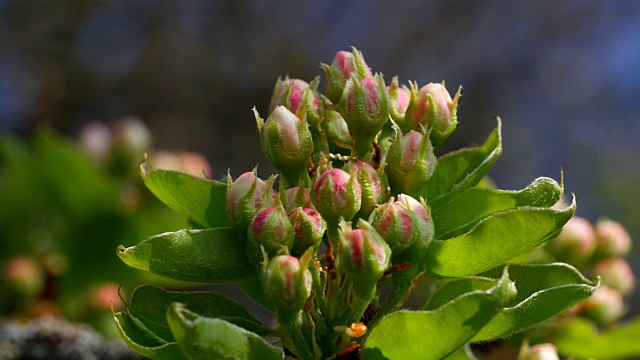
[312,168,362,225]
[339,220,391,298]
[595,218,631,258]
[579,286,625,325]
[288,207,326,256]
[594,259,635,296]
[545,216,596,265]
[339,74,389,157]
[405,82,460,147]
[343,161,387,219]
[283,186,313,211]
[322,48,373,103]
[226,171,276,229]
[322,109,353,154]
[371,194,430,255]
[78,121,112,164]
[523,343,559,360]
[263,255,312,317]
[385,129,437,196]
[387,77,411,126]
[269,77,309,114]
[248,205,295,257]
[256,106,314,187]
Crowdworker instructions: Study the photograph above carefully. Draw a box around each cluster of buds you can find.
[545,215,634,325]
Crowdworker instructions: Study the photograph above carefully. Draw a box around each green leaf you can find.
[128,284,274,343]
[432,177,563,240]
[141,161,230,228]
[424,277,498,310]
[117,227,256,283]
[420,119,502,207]
[167,303,284,360]
[555,317,640,360]
[362,268,514,360]
[114,310,187,360]
[425,197,575,277]
[472,263,596,341]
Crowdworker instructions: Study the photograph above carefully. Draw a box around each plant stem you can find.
[280,312,317,360]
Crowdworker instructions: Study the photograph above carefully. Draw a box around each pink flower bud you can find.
[263,255,312,314]
[372,195,431,255]
[322,109,353,154]
[288,207,326,256]
[78,121,112,164]
[4,257,44,300]
[343,161,388,219]
[385,130,437,196]
[595,218,631,258]
[256,106,314,186]
[226,171,276,228]
[523,343,559,360]
[339,74,389,157]
[594,259,635,296]
[545,216,596,264]
[405,82,461,147]
[579,286,625,325]
[387,76,411,125]
[111,117,152,159]
[322,48,373,103]
[248,205,295,256]
[269,77,309,114]
[283,186,313,211]
[312,168,362,224]
[339,220,391,298]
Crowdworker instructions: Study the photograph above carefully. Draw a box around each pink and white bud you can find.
[339,74,389,157]
[312,168,362,225]
[283,186,313,211]
[288,207,326,256]
[545,216,596,264]
[343,161,387,219]
[385,130,437,196]
[248,205,295,256]
[579,286,625,325]
[257,106,314,187]
[405,82,460,147]
[387,76,411,125]
[339,220,391,298]
[111,117,152,159]
[263,255,312,316]
[594,259,635,296]
[78,121,112,164]
[322,48,373,103]
[523,343,559,360]
[269,77,309,114]
[595,218,632,258]
[226,171,276,229]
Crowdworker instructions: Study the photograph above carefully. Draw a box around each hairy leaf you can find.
[433,177,563,240]
[128,284,273,342]
[117,227,256,283]
[167,303,284,360]
[141,162,229,228]
[420,119,502,207]
[114,310,186,360]
[425,197,575,277]
[362,268,514,360]
[555,317,640,360]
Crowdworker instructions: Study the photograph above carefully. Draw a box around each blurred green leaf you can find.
[117,227,256,283]
[128,284,273,342]
[114,310,187,360]
[141,162,230,228]
[362,268,513,360]
[167,303,284,360]
[432,177,563,240]
[555,317,640,360]
[420,119,502,207]
[425,198,575,277]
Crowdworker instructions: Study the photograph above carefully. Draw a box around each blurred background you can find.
[0,0,638,339]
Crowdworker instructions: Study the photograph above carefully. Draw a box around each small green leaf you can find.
[128,285,274,342]
[167,303,284,360]
[117,227,256,283]
[362,268,514,360]
[433,177,563,240]
[555,317,640,360]
[141,162,230,228]
[114,310,187,360]
[425,197,575,277]
[420,119,502,207]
